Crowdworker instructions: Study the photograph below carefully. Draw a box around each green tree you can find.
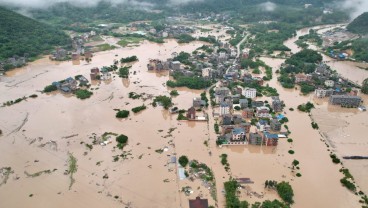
[276,181,294,205]
[178,155,189,167]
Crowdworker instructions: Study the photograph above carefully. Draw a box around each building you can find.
[189,197,209,208]
[202,68,212,78]
[244,88,257,99]
[329,95,362,107]
[315,88,334,98]
[263,132,278,146]
[295,73,311,83]
[171,61,181,71]
[270,119,282,131]
[252,101,264,108]
[240,122,251,133]
[239,99,248,109]
[215,87,230,96]
[256,106,270,118]
[222,114,232,125]
[187,107,196,120]
[271,96,284,112]
[249,132,263,145]
[242,108,254,119]
[325,80,335,87]
[232,128,247,142]
[232,115,243,124]
[220,102,230,115]
[257,120,270,131]
[193,97,206,109]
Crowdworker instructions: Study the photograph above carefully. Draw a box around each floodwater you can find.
[284,24,368,85]
[0,24,366,208]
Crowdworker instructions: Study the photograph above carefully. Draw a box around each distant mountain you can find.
[347,12,368,35]
[0,6,70,62]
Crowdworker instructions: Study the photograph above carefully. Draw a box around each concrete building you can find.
[295,73,312,83]
[270,119,282,131]
[187,107,196,120]
[249,132,263,145]
[329,95,362,107]
[315,88,334,98]
[256,106,270,118]
[271,96,283,112]
[263,132,278,146]
[239,99,248,109]
[232,128,246,142]
[220,102,230,115]
[202,68,212,78]
[325,80,335,87]
[193,97,206,109]
[242,108,254,119]
[171,61,181,71]
[244,88,257,99]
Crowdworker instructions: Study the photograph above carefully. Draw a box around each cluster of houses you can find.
[215,84,287,146]
[52,76,85,93]
[0,55,26,72]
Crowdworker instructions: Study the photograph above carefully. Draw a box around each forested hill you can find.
[0,7,70,61]
[347,12,368,35]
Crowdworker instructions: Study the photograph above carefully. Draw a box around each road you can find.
[226,32,248,74]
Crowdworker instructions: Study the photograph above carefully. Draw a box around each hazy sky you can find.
[0,0,367,19]
[339,0,368,19]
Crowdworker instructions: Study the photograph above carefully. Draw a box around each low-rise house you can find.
[329,95,361,107]
[249,132,263,145]
[256,106,270,118]
[270,119,282,132]
[189,197,209,208]
[220,102,230,115]
[242,108,254,119]
[244,88,257,99]
[187,107,196,120]
[263,132,278,146]
[325,80,335,87]
[240,122,251,133]
[253,77,264,85]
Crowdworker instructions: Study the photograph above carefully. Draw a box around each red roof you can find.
[189,197,209,208]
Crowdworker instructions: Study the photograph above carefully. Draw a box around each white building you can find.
[315,88,334,98]
[325,80,334,87]
[202,68,212,78]
[220,102,230,115]
[162,32,168,38]
[244,88,257,99]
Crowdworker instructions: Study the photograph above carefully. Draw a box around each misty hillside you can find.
[347,12,368,35]
[0,7,69,61]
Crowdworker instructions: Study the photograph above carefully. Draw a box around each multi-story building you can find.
[329,95,362,107]
[202,68,212,78]
[271,96,284,112]
[231,127,246,142]
[186,107,196,120]
[242,108,254,119]
[249,132,263,145]
[270,119,282,132]
[295,73,312,83]
[263,132,278,146]
[256,106,270,118]
[324,80,335,87]
[220,102,230,115]
[244,88,257,99]
[315,88,334,98]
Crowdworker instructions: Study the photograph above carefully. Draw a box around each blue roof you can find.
[264,132,278,139]
[232,128,245,135]
[276,114,285,120]
[258,120,268,125]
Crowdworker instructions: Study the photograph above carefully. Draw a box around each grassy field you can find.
[118,36,144,47]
